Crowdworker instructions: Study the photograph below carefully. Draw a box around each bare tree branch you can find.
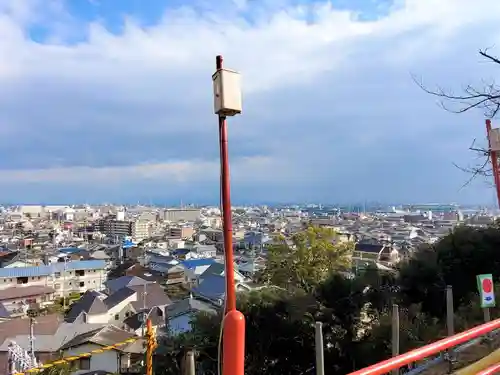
[413,49,500,118]
[415,49,500,187]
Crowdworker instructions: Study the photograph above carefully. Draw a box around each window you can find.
[114,314,119,320]
[78,358,91,370]
[79,282,85,287]
[54,272,61,278]
[76,270,85,277]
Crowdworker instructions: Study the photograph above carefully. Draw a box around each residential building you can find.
[168,226,194,239]
[132,219,150,242]
[0,285,55,317]
[163,209,201,222]
[59,326,143,375]
[66,278,171,333]
[167,295,216,335]
[0,260,107,298]
[96,218,132,238]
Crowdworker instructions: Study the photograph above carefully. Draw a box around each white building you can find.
[0,260,108,299]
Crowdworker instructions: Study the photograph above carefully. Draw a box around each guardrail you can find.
[477,363,500,375]
[346,318,500,375]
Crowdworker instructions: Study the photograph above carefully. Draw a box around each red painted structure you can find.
[477,363,500,375]
[347,318,500,375]
[486,119,500,209]
[217,55,245,375]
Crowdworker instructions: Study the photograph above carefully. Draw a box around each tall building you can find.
[96,218,133,238]
[132,219,150,241]
[163,208,201,222]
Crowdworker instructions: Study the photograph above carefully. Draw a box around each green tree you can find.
[259,226,354,292]
[397,225,500,318]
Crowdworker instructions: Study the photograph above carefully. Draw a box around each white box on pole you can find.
[212,68,242,116]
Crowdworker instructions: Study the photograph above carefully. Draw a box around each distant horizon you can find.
[1,201,495,209]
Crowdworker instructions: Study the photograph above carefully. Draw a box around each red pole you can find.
[217,55,245,375]
[477,362,500,375]
[486,119,500,209]
[347,318,500,375]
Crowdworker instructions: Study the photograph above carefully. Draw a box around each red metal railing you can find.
[347,318,500,375]
[477,363,500,375]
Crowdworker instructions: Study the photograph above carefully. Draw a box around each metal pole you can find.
[315,322,325,375]
[63,258,67,311]
[183,349,196,375]
[486,119,500,208]
[29,317,35,365]
[217,55,245,375]
[445,285,456,372]
[392,304,400,375]
[446,285,455,336]
[8,344,14,375]
[484,307,491,323]
[218,96,236,311]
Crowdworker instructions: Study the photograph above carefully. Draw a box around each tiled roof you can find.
[0,260,106,278]
[0,285,55,301]
[105,276,150,294]
[65,290,108,323]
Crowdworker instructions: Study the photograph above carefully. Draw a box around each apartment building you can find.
[96,218,133,238]
[0,260,107,298]
[168,226,194,239]
[132,219,150,241]
[96,217,151,242]
[163,208,201,222]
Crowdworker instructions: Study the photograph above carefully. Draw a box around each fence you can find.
[312,284,500,375]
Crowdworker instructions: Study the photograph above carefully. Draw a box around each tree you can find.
[259,226,354,292]
[397,225,500,318]
[416,49,500,180]
[154,225,500,375]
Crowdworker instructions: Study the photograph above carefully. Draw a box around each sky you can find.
[0,0,500,205]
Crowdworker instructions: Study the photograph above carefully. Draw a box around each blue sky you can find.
[0,0,499,204]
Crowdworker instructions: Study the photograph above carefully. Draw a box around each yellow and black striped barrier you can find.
[12,337,139,375]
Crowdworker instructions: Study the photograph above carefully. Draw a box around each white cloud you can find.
[0,0,499,203]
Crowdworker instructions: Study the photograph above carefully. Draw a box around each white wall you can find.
[62,343,121,375]
[87,313,108,324]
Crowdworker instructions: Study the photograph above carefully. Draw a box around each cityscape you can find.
[3,0,500,374]
[0,202,499,375]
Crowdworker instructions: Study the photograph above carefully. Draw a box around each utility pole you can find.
[486,119,500,208]
[315,322,325,375]
[212,55,245,375]
[446,285,456,372]
[27,308,38,367]
[183,348,196,375]
[62,257,68,311]
[391,304,400,375]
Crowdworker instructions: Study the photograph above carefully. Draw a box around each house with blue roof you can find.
[0,260,108,299]
[180,258,217,283]
[192,274,251,306]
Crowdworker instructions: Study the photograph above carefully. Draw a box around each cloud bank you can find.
[0,0,499,204]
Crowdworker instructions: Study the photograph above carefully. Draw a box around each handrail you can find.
[477,363,500,375]
[347,318,500,375]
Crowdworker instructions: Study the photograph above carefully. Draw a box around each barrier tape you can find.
[12,337,139,375]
